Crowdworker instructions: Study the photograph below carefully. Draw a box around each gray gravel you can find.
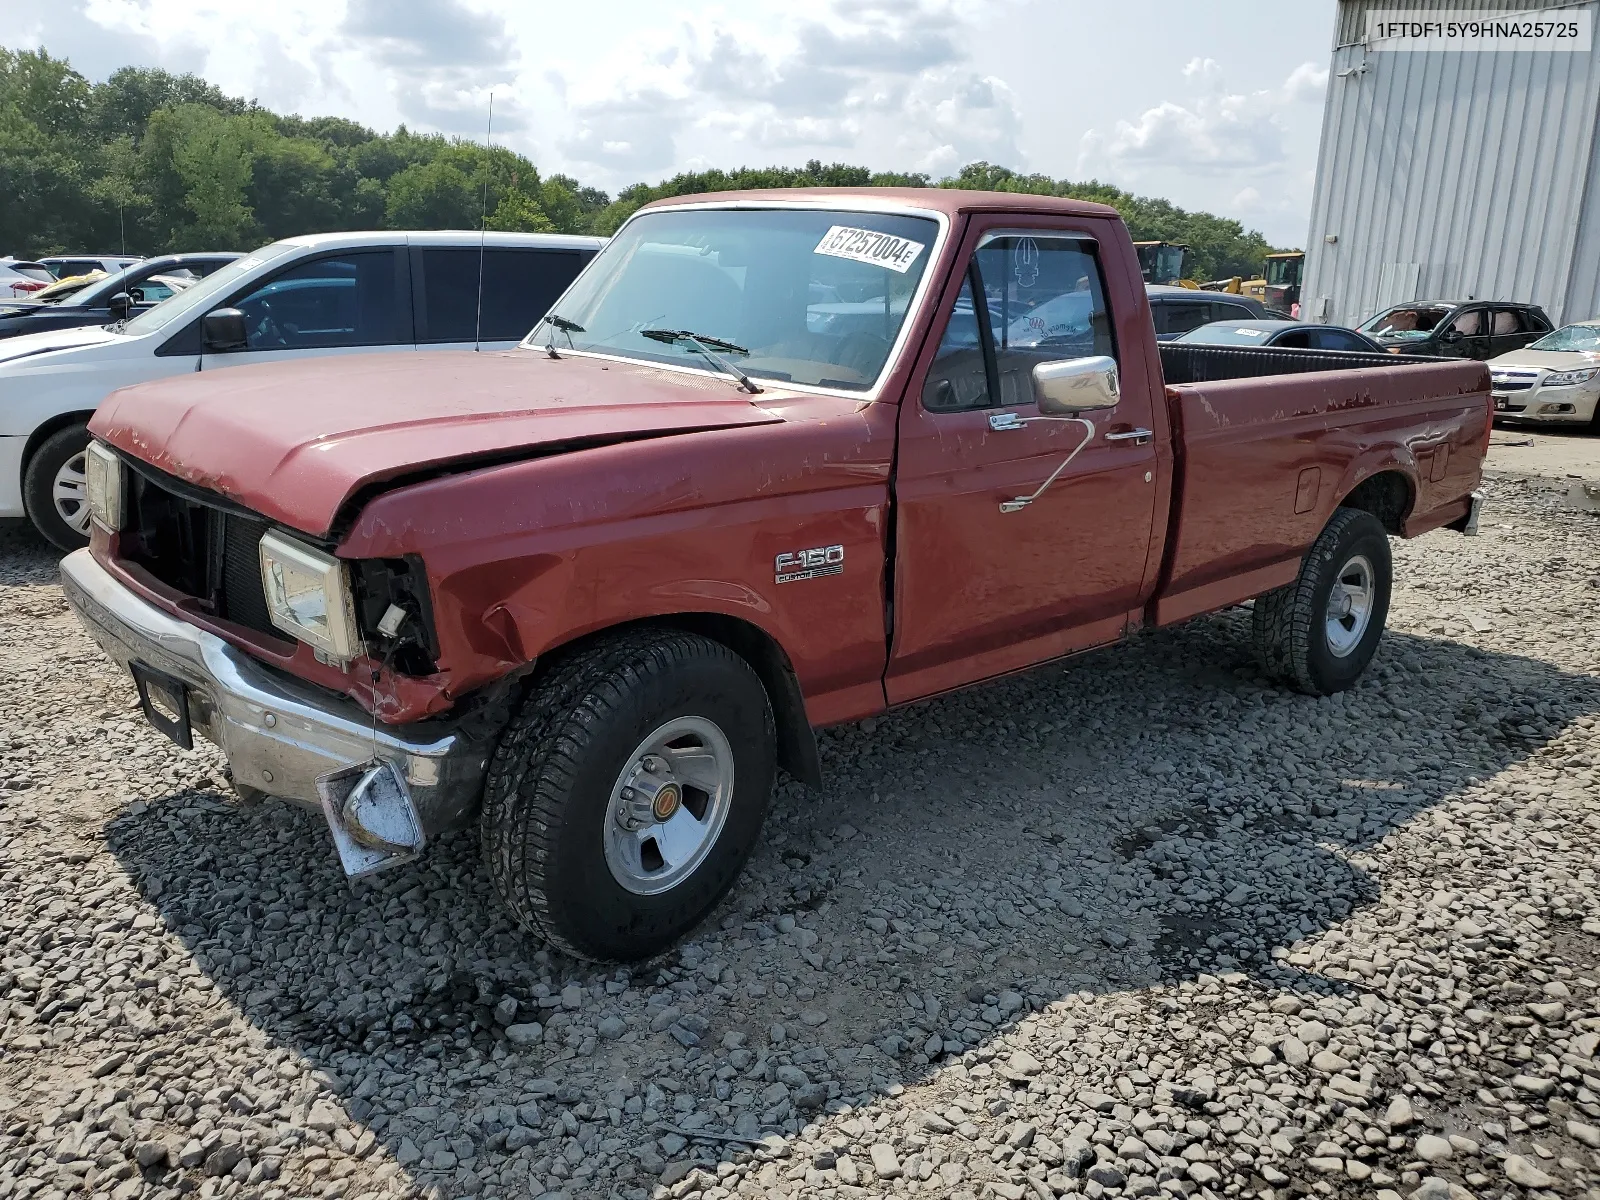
[2,473,1599,1200]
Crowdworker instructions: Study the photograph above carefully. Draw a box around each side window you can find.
[231,251,400,351]
[974,234,1114,407]
[420,248,591,342]
[1491,309,1525,335]
[128,282,175,306]
[1312,329,1365,352]
[1447,308,1485,337]
[922,272,991,412]
[1163,301,1213,336]
[1212,302,1256,322]
[922,235,1114,412]
[1273,329,1312,349]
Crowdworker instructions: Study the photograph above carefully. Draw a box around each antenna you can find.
[474,93,493,352]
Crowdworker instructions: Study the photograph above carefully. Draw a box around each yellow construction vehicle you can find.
[1133,241,1200,288]
[1236,252,1304,313]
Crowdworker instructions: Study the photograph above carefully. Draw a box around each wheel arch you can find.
[535,613,823,789]
[23,410,96,469]
[1335,467,1415,535]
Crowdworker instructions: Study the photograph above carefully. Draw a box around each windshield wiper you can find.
[640,328,763,394]
[543,313,584,359]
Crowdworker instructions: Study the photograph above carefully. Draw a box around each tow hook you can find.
[316,759,427,878]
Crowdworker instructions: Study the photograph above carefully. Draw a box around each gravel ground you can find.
[2,474,1599,1200]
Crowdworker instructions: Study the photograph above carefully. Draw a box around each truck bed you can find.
[1158,341,1441,384]
[1149,346,1490,627]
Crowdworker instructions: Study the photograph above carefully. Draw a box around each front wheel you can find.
[481,630,776,962]
[22,423,93,552]
[1253,507,1392,695]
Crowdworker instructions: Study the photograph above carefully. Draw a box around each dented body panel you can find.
[79,187,1489,752]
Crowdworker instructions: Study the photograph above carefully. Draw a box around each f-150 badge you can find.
[775,544,844,583]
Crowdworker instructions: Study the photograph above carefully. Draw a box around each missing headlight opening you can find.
[351,556,439,676]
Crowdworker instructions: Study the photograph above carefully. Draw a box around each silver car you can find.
[1489,321,1600,429]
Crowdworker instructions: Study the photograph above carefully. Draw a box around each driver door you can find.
[886,217,1162,703]
[200,248,414,371]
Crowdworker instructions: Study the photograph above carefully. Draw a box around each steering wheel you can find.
[248,303,288,350]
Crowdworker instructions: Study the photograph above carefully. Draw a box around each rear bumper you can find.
[1448,489,1484,536]
[60,548,488,834]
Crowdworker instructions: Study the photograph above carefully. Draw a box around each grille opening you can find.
[121,472,286,642]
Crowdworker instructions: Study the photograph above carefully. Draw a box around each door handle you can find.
[1105,428,1154,445]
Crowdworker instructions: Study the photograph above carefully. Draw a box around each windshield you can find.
[527,207,938,391]
[1265,256,1302,287]
[1360,305,1451,336]
[1177,323,1280,345]
[1136,245,1187,283]
[120,243,297,336]
[1527,323,1600,353]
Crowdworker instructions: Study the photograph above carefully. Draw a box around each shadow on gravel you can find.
[100,604,1600,1195]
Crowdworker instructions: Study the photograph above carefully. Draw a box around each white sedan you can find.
[1489,321,1600,430]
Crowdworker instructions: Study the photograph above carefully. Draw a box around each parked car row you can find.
[0,231,603,548]
[0,259,56,299]
[0,253,242,340]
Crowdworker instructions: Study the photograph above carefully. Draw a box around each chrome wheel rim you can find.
[1325,554,1375,657]
[603,716,735,896]
[53,451,91,535]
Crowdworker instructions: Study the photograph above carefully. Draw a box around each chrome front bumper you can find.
[60,549,488,835]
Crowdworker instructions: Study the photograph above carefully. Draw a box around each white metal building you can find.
[1302,0,1600,328]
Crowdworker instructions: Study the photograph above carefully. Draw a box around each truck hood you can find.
[91,349,789,538]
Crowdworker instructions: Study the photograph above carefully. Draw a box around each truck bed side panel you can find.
[1152,360,1489,627]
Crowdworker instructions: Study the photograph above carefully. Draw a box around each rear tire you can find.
[22,423,92,552]
[1253,507,1392,696]
[481,629,776,962]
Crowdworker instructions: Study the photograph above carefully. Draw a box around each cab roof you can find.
[641,187,1122,221]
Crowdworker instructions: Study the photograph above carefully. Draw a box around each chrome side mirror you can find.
[1033,355,1120,414]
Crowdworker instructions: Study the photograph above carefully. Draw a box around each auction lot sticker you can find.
[814,226,926,273]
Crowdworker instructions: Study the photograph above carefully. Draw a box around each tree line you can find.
[1,49,1282,280]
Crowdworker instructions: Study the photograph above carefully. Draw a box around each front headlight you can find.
[84,441,123,531]
[1542,367,1599,388]
[259,530,360,664]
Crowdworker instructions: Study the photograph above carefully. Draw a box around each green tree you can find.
[486,188,554,232]
[1,48,1284,275]
[150,105,261,248]
[384,157,479,228]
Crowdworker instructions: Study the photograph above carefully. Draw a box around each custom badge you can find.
[775,544,844,583]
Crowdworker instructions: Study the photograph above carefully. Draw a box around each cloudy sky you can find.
[1,0,1337,246]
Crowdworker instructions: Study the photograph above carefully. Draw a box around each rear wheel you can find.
[481,629,776,962]
[1253,507,1392,695]
[22,423,92,552]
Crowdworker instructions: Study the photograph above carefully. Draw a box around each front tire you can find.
[22,423,93,552]
[1253,507,1392,696]
[481,630,776,962]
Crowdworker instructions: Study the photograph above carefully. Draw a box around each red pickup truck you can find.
[62,189,1488,961]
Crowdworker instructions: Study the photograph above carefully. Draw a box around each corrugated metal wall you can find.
[1303,0,1600,327]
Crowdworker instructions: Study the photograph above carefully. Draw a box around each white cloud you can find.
[1080,60,1328,178]
[339,0,527,132]
[555,0,1022,183]
[1279,61,1329,104]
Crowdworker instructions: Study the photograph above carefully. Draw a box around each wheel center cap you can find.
[1333,588,1353,619]
[651,783,683,822]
